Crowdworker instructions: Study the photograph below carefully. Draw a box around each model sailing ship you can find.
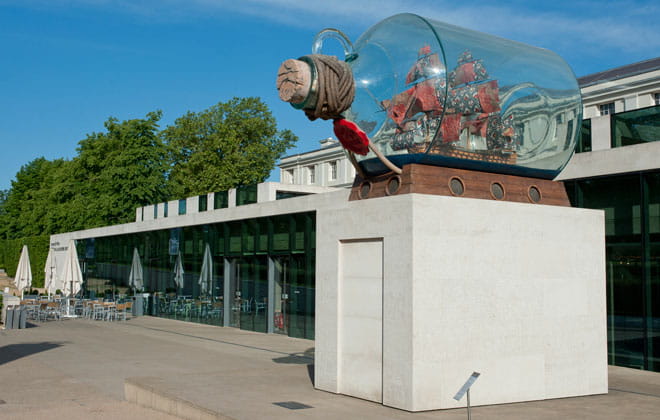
[382,46,518,164]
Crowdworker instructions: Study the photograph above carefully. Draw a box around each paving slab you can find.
[1,316,659,419]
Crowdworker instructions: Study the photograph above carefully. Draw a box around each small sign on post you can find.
[453,371,480,420]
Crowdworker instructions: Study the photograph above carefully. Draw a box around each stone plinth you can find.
[315,193,607,411]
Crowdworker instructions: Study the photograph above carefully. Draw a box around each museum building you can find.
[49,57,660,376]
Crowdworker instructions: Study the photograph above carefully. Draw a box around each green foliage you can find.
[0,112,171,237]
[66,111,171,229]
[164,97,297,197]
[0,235,50,288]
[0,158,67,238]
[0,97,297,244]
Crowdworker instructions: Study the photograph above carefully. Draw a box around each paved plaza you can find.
[1,315,659,419]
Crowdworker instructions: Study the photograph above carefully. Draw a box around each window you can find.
[164,203,168,218]
[308,166,315,184]
[655,93,660,106]
[140,207,144,221]
[236,185,258,206]
[276,191,309,200]
[198,195,208,212]
[153,204,158,219]
[329,161,338,181]
[599,102,615,116]
[214,191,228,209]
[610,105,660,148]
[178,199,186,215]
[577,119,592,153]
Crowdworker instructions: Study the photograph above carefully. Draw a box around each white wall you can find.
[316,194,607,411]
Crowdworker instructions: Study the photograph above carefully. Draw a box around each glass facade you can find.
[576,105,660,154]
[76,212,316,339]
[611,105,660,148]
[567,171,660,371]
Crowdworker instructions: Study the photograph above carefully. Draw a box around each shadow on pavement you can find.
[272,347,315,385]
[271,347,314,364]
[0,342,65,366]
[307,364,314,385]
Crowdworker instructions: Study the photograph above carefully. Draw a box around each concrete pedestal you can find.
[315,193,607,411]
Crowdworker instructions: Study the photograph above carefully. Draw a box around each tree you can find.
[0,157,66,239]
[67,111,171,229]
[0,189,8,238]
[0,112,171,239]
[163,97,297,197]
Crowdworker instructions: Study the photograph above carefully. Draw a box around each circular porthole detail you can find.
[490,182,505,200]
[449,177,465,196]
[359,181,372,199]
[386,176,401,196]
[528,185,542,203]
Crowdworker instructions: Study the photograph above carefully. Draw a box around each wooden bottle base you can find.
[349,164,570,207]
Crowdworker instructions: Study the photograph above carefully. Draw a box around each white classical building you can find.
[279,138,355,188]
[580,57,660,119]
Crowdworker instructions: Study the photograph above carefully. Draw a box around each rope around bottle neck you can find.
[301,54,355,121]
[298,54,402,175]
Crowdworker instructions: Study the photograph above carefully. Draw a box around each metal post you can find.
[467,389,471,420]
[453,371,480,420]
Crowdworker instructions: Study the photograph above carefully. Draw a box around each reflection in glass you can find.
[611,105,660,148]
[238,256,268,333]
[76,212,315,339]
[237,185,258,206]
[579,119,592,153]
[214,191,229,209]
[648,173,659,371]
[568,173,660,372]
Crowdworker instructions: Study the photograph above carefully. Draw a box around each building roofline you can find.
[280,141,342,161]
[578,57,660,88]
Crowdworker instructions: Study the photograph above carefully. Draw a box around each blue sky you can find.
[1,0,658,191]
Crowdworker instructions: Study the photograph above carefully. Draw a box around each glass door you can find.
[228,259,241,328]
[273,257,289,335]
[238,256,268,332]
[232,257,268,333]
[276,255,315,339]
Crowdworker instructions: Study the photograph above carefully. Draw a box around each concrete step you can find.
[125,377,235,420]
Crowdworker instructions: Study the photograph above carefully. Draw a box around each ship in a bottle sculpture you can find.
[277,14,582,204]
[386,46,517,164]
